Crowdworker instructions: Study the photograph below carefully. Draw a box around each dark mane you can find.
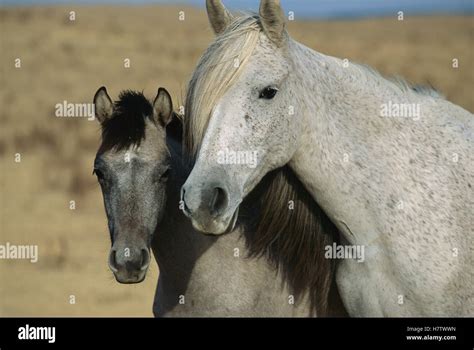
[241,166,340,316]
[167,113,184,144]
[100,90,154,151]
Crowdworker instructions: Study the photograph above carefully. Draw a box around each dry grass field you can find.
[0,5,472,316]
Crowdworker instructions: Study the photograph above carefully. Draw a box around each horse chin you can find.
[192,206,240,236]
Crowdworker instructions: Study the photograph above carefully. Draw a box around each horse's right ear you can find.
[93,87,113,124]
[259,0,286,47]
[206,0,233,35]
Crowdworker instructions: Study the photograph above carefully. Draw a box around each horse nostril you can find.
[210,187,228,216]
[181,187,192,216]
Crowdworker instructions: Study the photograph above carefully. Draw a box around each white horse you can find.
[181,0,474,316]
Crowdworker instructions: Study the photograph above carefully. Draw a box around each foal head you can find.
[93,87,173,283]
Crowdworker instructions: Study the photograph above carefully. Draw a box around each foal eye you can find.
[259,86,279,99]
[160,168,170,181]
[93,169,105,181]
[154,168,170,183]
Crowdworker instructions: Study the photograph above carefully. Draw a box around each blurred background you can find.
[0,0,472,316]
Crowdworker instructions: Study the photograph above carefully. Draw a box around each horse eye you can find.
[259,86,278,99]
[93,169,105,181]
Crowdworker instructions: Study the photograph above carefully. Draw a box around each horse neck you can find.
[287,39,416,243]
[288,37,428,128]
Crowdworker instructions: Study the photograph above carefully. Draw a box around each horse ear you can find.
[153,88,173,127]
[259,0,286,46]
[93,86,113,124]
[206,0,233,35]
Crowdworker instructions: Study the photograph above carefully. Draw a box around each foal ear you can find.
[153,88,173,127]
[206,0,233,35]
[259,0,286,46]
[93,86,114,124]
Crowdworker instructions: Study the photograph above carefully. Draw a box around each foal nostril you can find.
[140,249,150,271]
[108,249,118,273]
[210,187,228,216]
[110,246,150,274]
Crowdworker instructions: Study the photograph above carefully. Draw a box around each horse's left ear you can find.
[93,86,114,124]
[206,0,233,35]
[259,0,286,47]
[153,88,173,127]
